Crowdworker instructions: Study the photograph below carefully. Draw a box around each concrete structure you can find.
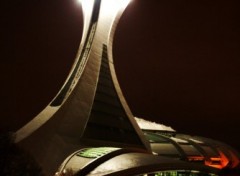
[138,118,240,171]
[15,0,150,175]
[55,147,219,176]
[14,0,239,175]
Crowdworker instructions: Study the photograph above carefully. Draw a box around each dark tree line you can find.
[0,132,44,176]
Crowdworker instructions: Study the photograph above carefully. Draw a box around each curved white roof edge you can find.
[135,117,175,132]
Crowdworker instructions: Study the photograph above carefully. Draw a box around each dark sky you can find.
[1,0,240,151]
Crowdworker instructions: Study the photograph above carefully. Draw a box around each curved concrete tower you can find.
[15,0,150,175]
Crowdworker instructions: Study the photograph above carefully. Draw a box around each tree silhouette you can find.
[0,132,44,176]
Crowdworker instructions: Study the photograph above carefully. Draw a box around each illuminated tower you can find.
[15,0,150,175]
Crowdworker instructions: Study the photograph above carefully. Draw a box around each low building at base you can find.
[136,117,240,171]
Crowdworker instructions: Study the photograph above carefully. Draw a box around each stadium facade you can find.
[15,0,239,175]
[137,118,240,171]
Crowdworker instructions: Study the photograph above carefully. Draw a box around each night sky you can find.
[1,0,240,151]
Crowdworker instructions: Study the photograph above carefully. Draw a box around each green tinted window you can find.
[144,132,169,143]
[77,147,119,158]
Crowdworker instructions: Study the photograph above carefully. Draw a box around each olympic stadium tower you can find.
[15,0,150,175]
[13,0,239,175]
